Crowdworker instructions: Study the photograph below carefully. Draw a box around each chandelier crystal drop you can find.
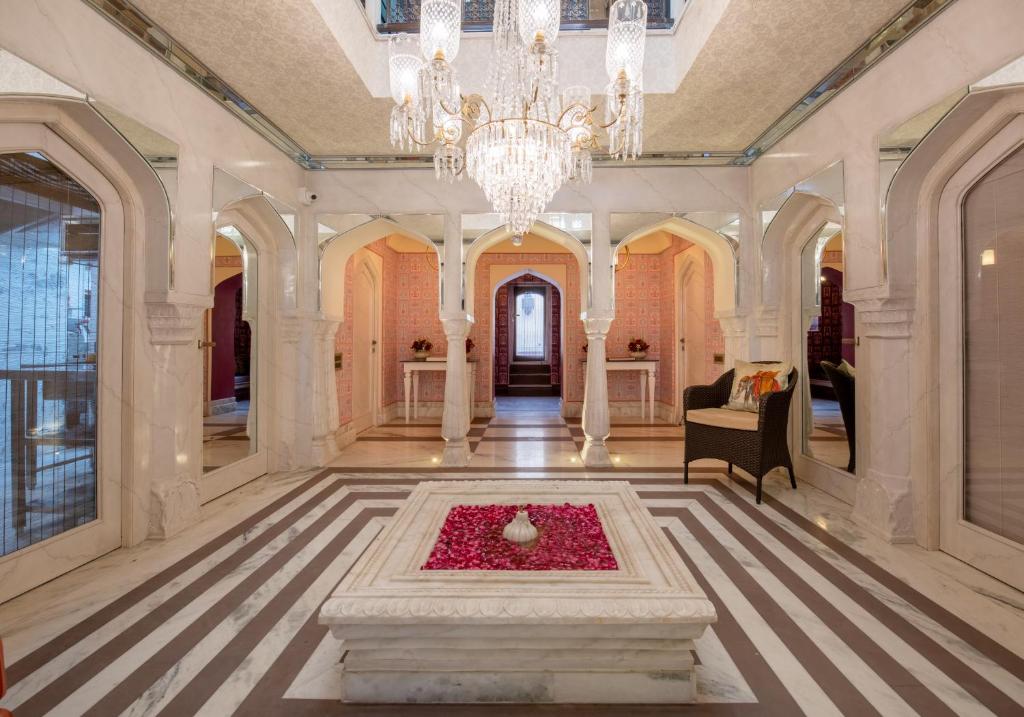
[386,0,647,235]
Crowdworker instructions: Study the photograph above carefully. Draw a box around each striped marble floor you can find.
[1,469,1023,716]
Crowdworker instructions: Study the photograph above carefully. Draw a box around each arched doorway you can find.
[493,271,564,405]
[610,219,734,424]
[0,129,126,602]
[464,228,583,419]
[936,123,1024,591]
[318,217,442,455]
[349,257,381,432]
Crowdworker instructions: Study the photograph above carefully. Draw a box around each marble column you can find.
[311,316,342,465]
[144,296,210,540]
[441,317,473,467]
[581,316,614,467]
[851,299,915,542]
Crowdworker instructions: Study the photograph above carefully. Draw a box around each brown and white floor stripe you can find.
[1,469,1023,716]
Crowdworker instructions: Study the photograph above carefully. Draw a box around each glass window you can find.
[962,145,1024,545]
[0,152,101,555]
[514,288,545,360]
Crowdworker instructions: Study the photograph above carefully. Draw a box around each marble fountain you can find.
[319,481,717,704]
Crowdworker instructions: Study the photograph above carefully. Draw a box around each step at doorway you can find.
[503,362,559,396]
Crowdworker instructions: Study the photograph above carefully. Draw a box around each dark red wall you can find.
[211,273,242,401]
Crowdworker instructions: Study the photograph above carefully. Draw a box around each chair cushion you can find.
[686,407,759,432]
[726,360,792,412]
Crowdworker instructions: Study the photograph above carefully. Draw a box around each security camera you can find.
[298,188,318,206]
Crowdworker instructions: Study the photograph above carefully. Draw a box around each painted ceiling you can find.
[127,0,915,157]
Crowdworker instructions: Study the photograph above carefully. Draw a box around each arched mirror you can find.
[799,222,855,473]
[202,225,258,474]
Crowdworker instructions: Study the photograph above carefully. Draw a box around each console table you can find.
[401,360,477,422]
[585,359,658,423]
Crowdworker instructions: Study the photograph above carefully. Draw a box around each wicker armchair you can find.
[683,363,798,504]
[820,361,855,473]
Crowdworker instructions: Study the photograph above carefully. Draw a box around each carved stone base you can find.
[320,481,716,704]
[440,438,472,467]
[853,468,915,543]
[149,478,200,539]
[580,438,613,468]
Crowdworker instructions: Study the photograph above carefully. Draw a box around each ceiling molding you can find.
[82,0,957,170]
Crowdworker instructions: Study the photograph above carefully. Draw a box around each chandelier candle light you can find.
[387,0,647,239]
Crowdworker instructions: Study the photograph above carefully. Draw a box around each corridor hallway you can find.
[327,396,693,471]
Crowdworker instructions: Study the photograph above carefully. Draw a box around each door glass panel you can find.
[202,225,257,472]
[962,145,1024,545]
[514,289,545,360]
[0,152,101,555]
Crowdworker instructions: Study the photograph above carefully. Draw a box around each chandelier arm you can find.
[597,103,627,130]
[556,102,597,129]
[404,123,440,148]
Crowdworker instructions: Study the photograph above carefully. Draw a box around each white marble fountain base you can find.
[319,481,717,704]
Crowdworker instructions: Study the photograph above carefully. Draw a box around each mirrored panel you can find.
[879,89,966,225]
[800,222,855,473]
[212,168,296,243]
[202,226,258,473]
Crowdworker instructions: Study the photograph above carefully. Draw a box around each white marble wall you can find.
[749,0,1024,544]
[1,0,1020,568]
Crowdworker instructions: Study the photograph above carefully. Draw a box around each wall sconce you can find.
[334,352,343,370]
[981,249,996,266]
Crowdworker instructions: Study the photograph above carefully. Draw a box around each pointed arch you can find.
[319,217,441,319]
[760,191,843,311]
[216,194,298,311]
[616,216,738,315]
[464,221,589,317]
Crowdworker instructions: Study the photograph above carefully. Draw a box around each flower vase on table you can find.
[628,337,649,360]
[411,338,433,361]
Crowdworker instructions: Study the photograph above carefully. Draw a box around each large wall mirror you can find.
[799,221,854,472]
[761,162,854,476]
[201,169,295,496]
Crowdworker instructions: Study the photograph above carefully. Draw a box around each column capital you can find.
[582,315,613,337]
[442,316,474,339]
[753,305,779,337]
[144,291,211,346]
[312,314,342,339]
[855,297,914,339]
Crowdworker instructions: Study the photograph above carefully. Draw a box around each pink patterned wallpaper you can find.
[610,240,725,411]
[333,238,724,427]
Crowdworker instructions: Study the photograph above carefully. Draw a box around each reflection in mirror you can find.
[800,223,856,473]
[879,89,966,226]
[212,168,297,244]
[91,102,179,205]
[202,226,257,473]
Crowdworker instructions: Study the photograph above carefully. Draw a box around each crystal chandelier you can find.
[388,0,647,238]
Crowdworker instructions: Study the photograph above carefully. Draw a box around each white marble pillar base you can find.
[853,468,915,543]
[580,437,613,468]
[440,438,472,467]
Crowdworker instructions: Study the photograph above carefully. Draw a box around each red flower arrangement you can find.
[411,338,433,351]
[465,337,475,353]
[628,337,650,353]
[422,503,618,571]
